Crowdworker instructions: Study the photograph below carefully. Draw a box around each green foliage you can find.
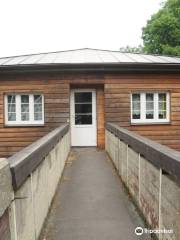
[119,45,144,54]
[142,0,180,56]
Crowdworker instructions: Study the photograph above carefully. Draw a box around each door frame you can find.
[70,88,97,146]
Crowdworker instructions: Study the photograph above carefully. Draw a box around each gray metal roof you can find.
[0,48,180,66]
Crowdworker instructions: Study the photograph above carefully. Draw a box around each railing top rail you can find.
[106,122,180,182]
[8,124,69,190]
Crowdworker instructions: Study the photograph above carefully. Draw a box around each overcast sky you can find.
[0,0,163,57]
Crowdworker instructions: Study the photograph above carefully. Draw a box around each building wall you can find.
[97,87,105,148]
[0,72,180,157]
[0,73,105,157]
[104,73,180,151]
[0,73,70,157]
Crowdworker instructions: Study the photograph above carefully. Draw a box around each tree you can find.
[142,0,180,56]
[119,45,143,54]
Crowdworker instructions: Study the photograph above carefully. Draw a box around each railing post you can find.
[158,169,162,240]
[138,153,141,206]
[126,144,129,187]
[9,193,18,240]
[118,139,121,176]
[30,173,37,240]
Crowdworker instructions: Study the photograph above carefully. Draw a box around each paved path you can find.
[40,148,147,240]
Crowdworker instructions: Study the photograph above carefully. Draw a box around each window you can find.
[74,92,92,125]
[5,94,44,125]
[131,92,170,124]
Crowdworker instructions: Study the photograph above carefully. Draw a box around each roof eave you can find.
[0,62,180,74]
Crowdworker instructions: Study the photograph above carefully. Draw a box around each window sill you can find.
[4,123,45,127]
[130,121,171,125]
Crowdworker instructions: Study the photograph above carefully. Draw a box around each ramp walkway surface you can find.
[40,148,148,240]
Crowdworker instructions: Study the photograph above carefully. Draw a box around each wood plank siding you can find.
[97,87,105,148]
[0,72,180,157]
[0,73,105,157]
[0,73,70,157]
[104,73,180,151]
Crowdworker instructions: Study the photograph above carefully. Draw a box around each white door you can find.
[70,89,97,146]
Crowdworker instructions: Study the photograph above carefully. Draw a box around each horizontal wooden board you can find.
[0,74,70,156]
[104,73,180,150]
[0,72,180,156]
[97,87,105,148]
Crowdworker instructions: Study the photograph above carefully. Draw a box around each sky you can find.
[0,0,164,58]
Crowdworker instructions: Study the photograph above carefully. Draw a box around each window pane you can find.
[146,93,154,119]
[8,113,16,121]
[159,101,166,111]
[7,95,16,122]
[132,94,140,119]
[8,95,16,103]
[132,94,140,101]
[34,104,42,112]
[146,93,153,101]
[21,95,29,121]
[34,95,42,104]
[75,115,92,125]
[21,95,29,103]
[146,111,154,119]
[8,104,16,112]
[146,101,154,109]
[21,113,29,121]
[132,111,140,119]
[34,94,43,121]
[159,111,166,119]
[21,104,29,113]
[75,104,92,114]
[34,112,42,121]
[132,102,140,111]
[159,93,166,102]
[158,93,167,119]
[75,92,92,103]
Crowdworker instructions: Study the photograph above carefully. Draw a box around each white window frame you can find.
[5,94,44,126]
[131,92,170,124]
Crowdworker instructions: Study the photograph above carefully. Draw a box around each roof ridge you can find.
[0,48,91,60]
[0,47,179,60]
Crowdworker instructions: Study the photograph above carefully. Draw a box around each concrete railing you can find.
[106,123,180,240]
[0,124,70,240]
[0,158,12,239]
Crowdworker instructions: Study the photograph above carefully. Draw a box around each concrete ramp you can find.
[40,148,147,240]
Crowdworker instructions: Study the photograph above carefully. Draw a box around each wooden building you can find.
[0,48,180,157]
